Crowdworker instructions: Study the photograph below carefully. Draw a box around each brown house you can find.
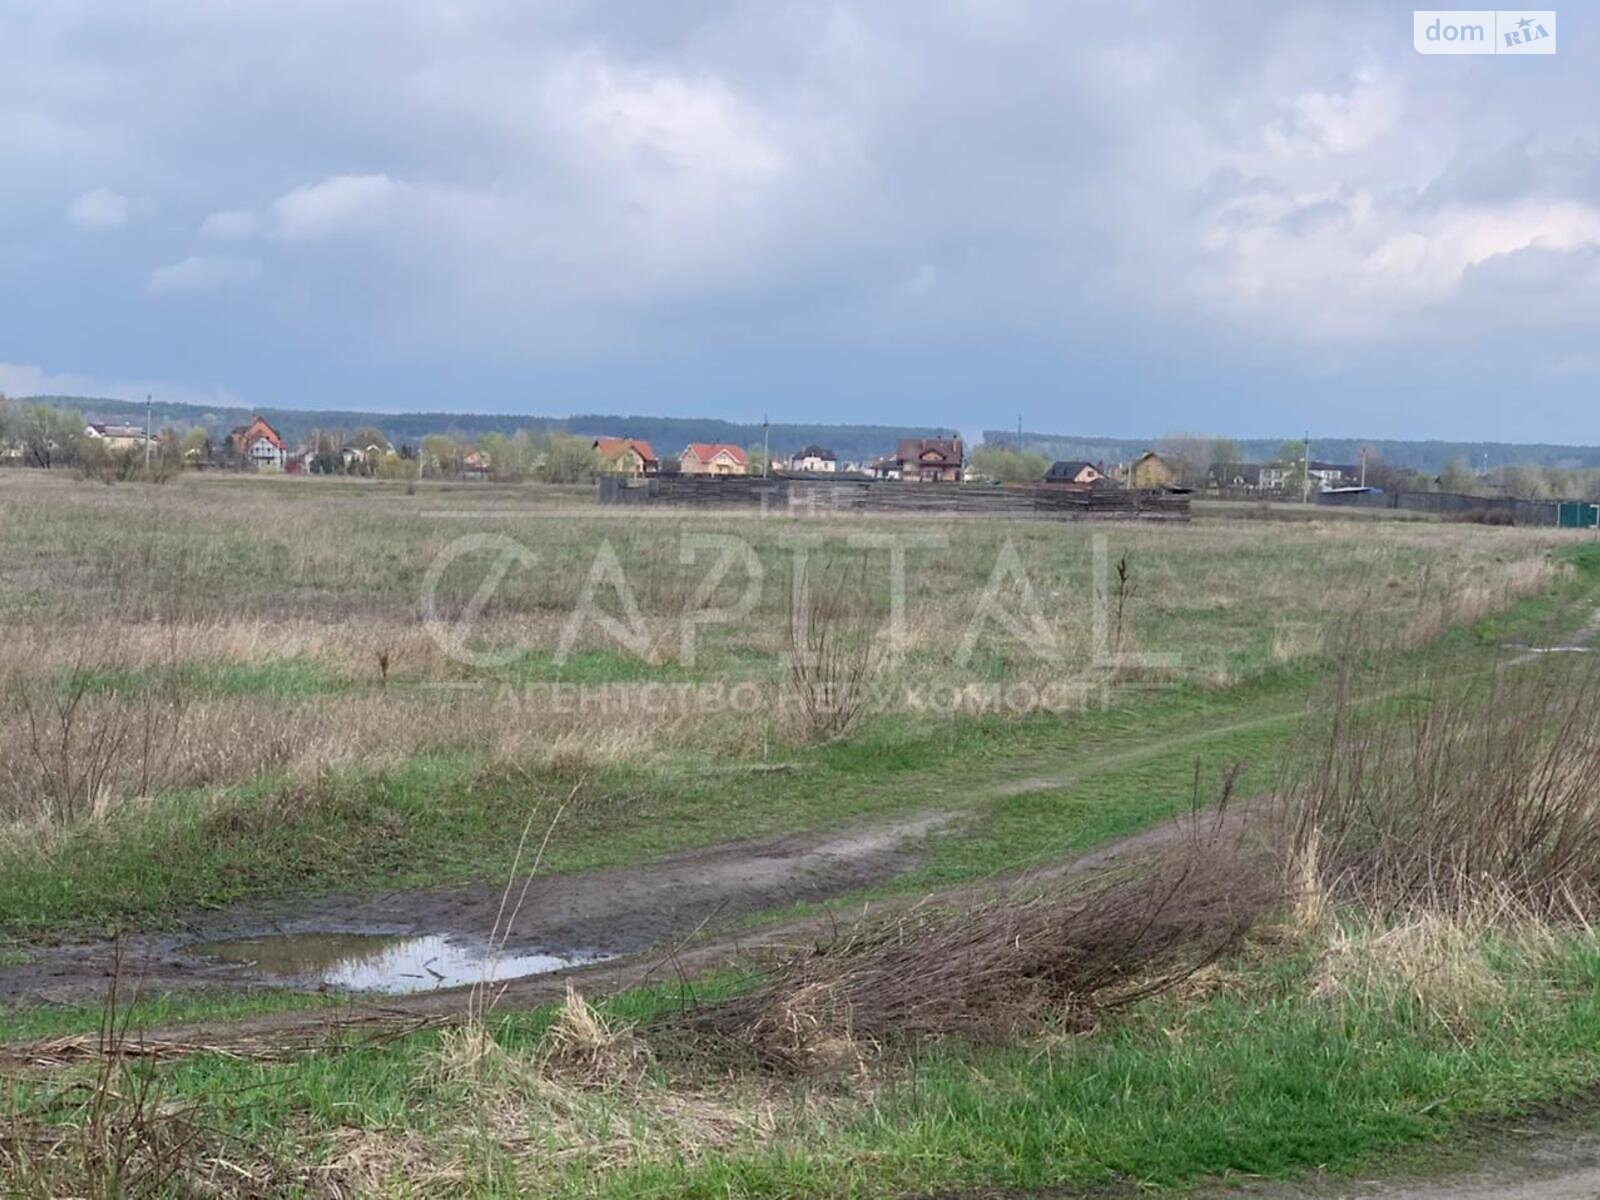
[593,436,659,476]
[896,437,964,482]
[1128,451,1176,489]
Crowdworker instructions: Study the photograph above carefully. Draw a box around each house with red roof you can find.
[679,442,749,476]
[228,416,286,471]
[592,436,659,476]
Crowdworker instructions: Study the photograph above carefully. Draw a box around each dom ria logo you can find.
[1414,11,1556,54]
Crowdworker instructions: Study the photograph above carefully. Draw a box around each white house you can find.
[788,445,837,473]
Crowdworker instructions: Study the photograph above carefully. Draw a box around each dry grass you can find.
[1270,621,1324,664]
[0,952,271,1198]
[0,472,1571,825]
[1282,657,1600,919]
[1310,896,1566,1031]
[402,987,787,1190]
[1284,828,1332,938]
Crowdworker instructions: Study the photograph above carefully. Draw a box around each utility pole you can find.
[762,413,770,478]
[144,394,153,471]
[1016,413,1023,451]
[1359,446,1367,488]
[1302,432,1311,504]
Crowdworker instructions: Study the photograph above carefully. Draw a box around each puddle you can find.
[187,933,605,995]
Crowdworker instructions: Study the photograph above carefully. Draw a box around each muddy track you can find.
[0,810,956,1009]
[1,801,1253,1060]
[0,687,1305,1010]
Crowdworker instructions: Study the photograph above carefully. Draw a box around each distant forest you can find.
[20,396,948,464]
[988,430,1600,476]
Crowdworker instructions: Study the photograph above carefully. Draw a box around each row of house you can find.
[1041,451,1174,489]
[591,437,752,476]
[1038,452,1363,493]
[589,435,969,482]
[63,414,1364,497]
[80,415,314,472]
[1208,460,1360,492]
[75,416,282,466]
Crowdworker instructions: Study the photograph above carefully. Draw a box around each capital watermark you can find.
[1414,10,1556,54]
[416,527,1190,716]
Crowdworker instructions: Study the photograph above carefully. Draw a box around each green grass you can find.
[0,676,1308,945]
[578,942,1600,1198]
[68,657,347,699]
[0,988,339,1044]
[36,933,1597,1198]
[5,531,1600,1193]
[4,540,1597,949]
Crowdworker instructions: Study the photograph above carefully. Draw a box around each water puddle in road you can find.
[187,933,605,995]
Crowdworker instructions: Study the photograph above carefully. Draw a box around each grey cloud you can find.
[1,1,1598,437]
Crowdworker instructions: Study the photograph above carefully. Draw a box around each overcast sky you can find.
[2,2,1595,441]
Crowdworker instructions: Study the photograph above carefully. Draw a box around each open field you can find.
[4,471,1600,1197]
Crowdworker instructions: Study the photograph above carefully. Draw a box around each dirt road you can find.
[1199,1131,1600,1200]
[0,800,1257,1062]
[0,810,955,1007]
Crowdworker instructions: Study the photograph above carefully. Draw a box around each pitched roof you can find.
[684,442,748,465]
[896,437,962,466]
[593,436,658,463]
[233,416,284,449]
[793,444,835,460]
[1046,460,1101,479]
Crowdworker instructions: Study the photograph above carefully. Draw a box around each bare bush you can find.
[77,446,179,486]
[785,562,881,742]
[1281,658,1600,919]
[2,659,186,824]
[678,822,1281,1070]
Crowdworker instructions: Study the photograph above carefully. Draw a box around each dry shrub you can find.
[0,661,186,824]
[785,562,881,742]
[681,826,1282,1071]
[1282,657,1600,919]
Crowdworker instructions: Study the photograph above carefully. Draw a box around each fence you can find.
[1317,489,1562,526]
[598,475,1189,521]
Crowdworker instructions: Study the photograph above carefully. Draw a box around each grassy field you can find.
[0,473,1565,914]
[3,470,1599,1197]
